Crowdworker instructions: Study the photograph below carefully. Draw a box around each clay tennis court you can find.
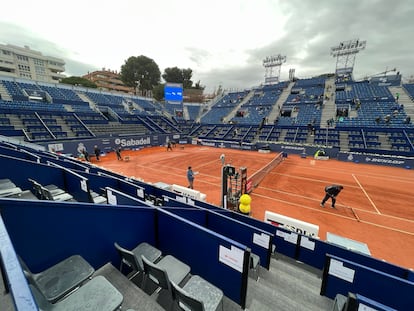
[92,145,414,269]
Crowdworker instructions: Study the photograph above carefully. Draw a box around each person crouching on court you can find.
[320,185,343,208]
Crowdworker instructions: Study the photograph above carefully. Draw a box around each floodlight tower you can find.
[263,54,286,85]
[330,39,366,76]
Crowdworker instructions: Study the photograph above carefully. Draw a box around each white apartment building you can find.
[0,44,66,82]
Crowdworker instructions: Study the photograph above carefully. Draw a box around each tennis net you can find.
[246,152,284,193]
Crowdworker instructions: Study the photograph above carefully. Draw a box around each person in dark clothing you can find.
[94,145,101,161]
[82,148,90,162]
[166,141,173,151]
[115,147,122,160]
[320,185,343,208]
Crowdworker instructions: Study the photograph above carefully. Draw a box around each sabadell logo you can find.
[115,137,151,147]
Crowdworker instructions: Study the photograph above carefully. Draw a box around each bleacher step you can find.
[243,255,332,311]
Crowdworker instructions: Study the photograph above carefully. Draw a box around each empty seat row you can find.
[28,178,74,201]
[19,254,123,310]
[0,178,23,197]
[115,241,224,310]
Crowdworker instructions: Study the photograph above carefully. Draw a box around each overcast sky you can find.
[1,0,413,93]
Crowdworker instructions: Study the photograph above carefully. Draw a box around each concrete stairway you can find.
[224,90,255,123]
[55,115,77,138]
[320,77,337,129]
[0,82,12,101]
[267,82,295,123]
[223,253,333,310]
[389,85,414,119]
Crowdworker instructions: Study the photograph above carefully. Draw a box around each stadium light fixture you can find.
[330,39,366,76]
[263,54,286,85]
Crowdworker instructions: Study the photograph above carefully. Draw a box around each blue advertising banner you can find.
[41,134,181,157]
[338,152,413,169]
[370,74,401,87]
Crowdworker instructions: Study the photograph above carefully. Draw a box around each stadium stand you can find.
[0,72,413,310]
[0,76,412,155]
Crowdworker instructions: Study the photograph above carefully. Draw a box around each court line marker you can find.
[352,174,381,215]
[253,193,357,221]
[358,220,414,236]
[253,192,414,236]
[253,186,414,225]
[280,160,414,184]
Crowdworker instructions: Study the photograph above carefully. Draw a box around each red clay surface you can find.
[89,145,414,269]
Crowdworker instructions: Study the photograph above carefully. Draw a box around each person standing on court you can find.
[320,185,343,208]
[94,145,101,161]
[220,153,225,165]
[82,148,90,162]
[187,166,195,189]
[115,147,122,160]
[166,141,173,151]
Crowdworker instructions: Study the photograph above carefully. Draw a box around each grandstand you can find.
[0,71,413,311]
[0,74,412,157]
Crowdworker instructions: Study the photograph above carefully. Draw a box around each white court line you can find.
[352,174,381,215]
[259,186,414,224]
[253,192,356,222]
[253,192,414,236]
[355,220,414,236]
[196,159,221,169]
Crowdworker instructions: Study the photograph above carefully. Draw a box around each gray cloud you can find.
[0,22,68,59]
[186,47,211,67]
[64,59,100,77]
[0,22,100,77]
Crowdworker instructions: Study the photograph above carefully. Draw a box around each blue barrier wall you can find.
[0,199,157,270]
[321,254,414,310]
[47,161,91,202]
[206,211,273,269]
[0,154,100,203]
[73,170,119,196]
[297,235,410,278]
[1,197,251,310]
[163,207,208,226]
[0,154,67,193]
[162,197,272,269]
[105,187,151,207]
[157,209,249,308]
[0,145,39,162]
[355,294,397,311]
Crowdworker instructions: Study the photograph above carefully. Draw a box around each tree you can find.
[182,68,193,89]
[193,80,205,90]
[162,67,194,89]
[120,55,161,94]
[152,84,165,101]
[60,76,97,88]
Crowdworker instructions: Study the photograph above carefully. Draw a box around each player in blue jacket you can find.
[187,166,195,189]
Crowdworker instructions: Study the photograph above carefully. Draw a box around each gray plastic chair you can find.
[171,275,224,311]
[41,186,74,201]
[30,275,123,311]
[28,178,44,199]
[91,190,107,203]
[114,242,162,283]
[19,254,95,303]
[0,178,22,197]
[141,254,191,309]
